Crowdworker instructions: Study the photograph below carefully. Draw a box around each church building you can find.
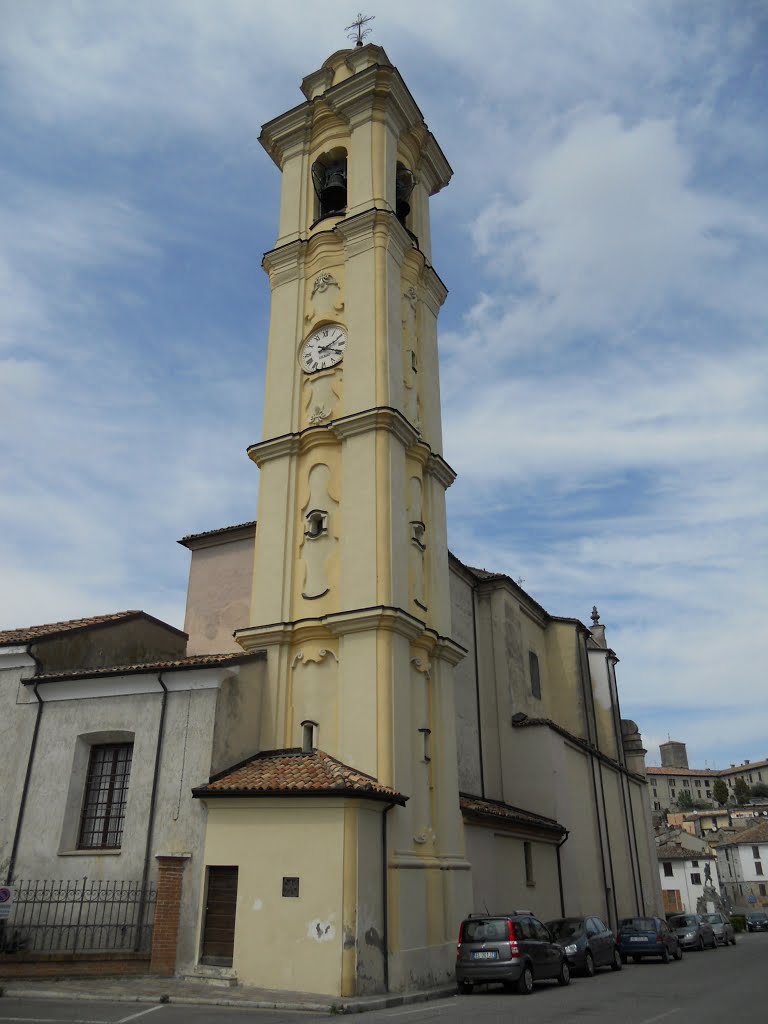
[0,41,661,998]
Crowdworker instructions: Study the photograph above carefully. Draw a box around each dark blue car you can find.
[618,916,682,963]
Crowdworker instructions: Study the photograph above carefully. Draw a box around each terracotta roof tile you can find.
[656,842,714,861]
[460,793,566,836]
[647,766,719,777]
[192,748,407,805]
[0,611,150,647]
[717,820,768,847]
[32,651,264,683]
[178,521,257,546]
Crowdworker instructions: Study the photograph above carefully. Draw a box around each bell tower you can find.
[232,42,471,994]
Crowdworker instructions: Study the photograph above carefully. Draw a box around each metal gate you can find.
[0,878,156,955]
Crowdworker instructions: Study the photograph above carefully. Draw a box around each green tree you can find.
[750,782,768,799]
[734,777,751,805]
[712,779,729,807]
[677,790,695,810]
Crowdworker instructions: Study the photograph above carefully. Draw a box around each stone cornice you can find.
[335,207,413,260]
[259,102,314,170]
[248,408,456,480]
[421,264,449,314]
[262,240,306,287]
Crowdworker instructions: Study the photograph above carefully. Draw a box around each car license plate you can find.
[630,937,648,942]
[472,951,498,960]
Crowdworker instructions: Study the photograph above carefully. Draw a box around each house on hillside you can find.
[716,821,768,911]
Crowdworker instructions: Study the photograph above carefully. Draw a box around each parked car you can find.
[701,911,736,945]
[546,916,622,976]
[617,916,682,963]
[456,911,571,994]
[668,913,718,950]
[746,911,768,932]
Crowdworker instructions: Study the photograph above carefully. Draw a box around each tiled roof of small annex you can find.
[460,793,566,836]
[178,521,257,546]
[647,766,719,777]
[716,821,768,847]
[192,748,407,805]
[32,650,264,683]
[656,842,714,861]
[0,611,159,647]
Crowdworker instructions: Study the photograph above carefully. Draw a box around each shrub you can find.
[730,914,746,933]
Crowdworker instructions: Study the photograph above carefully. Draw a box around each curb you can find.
[0,983,457,1015]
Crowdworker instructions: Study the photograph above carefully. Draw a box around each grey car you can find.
[701,911,735,945]
[456,911,571,994]
[668,913,718,950]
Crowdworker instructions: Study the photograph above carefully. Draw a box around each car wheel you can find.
[584,951,595,977]
[697,935,705,951]
[674,946,683,961]
[516,964,534,995]
[661,946,670,964]
[459,981,473,994]
[611,948,623,971]
[557,960,571,987]
[730,935,737,946]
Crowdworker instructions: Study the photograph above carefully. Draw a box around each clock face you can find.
[300,324,347,373]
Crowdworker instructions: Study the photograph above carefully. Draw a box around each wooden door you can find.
[201,866,238,965]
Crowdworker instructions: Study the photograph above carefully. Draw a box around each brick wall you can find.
[150,854,190,976]
[0,955,149,979]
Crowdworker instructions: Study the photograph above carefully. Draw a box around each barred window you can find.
[78,743,133,849]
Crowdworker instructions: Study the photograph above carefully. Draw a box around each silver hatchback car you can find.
[668,913,718,950]
[701,911,735,945]
[456,911,571,994]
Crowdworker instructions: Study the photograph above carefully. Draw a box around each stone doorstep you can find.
[183,964,238,988]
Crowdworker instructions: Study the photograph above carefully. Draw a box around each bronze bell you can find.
[312,159,347,217]
[396,165,416,225]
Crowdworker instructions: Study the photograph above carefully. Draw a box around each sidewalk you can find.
[0,973,458,1014]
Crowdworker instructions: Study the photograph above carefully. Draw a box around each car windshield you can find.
[670,915,697,927]
[546,919,583,939]
[620,918,656,932]
[701,914,722,924]
[462,919,508,942]
[749,912,768,921]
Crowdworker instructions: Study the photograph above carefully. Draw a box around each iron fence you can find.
[0,877,156,955]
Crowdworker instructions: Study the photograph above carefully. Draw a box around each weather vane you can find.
[346,12,375,47]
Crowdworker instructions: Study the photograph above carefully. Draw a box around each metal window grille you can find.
[0,878,156,954]
[78,743,133,849]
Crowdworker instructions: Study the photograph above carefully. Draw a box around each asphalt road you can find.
[1,932,767,1023]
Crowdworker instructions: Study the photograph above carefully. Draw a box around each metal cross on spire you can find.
[346,12,375,47]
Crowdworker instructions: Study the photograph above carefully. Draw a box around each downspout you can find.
[555,829,570,917]
[588,749,611,926]
[471,587,485,798]
[135,673,169,951]
[596,760,619,928]
[6,649,44,885]
[381,801,396,992]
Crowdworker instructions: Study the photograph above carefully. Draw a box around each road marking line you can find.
[116,1008,166,1024]
[0,1018,108,1023]
[380,1001,456,1017]
[638,1011,680,1024]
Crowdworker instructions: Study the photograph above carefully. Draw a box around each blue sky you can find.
[1,1,766,769]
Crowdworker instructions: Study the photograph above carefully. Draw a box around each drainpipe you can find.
[381,801,396,992]
[6,649,43,885]
[596,760,620,929]
[135,673,169,951]
[588,749,611,926]
[555,829,570,917]
[470,587,485,798]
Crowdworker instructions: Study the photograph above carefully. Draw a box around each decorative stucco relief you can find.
[408,475,427,611]
[300,463,339,599]
[306,272,344,323]
[302,369,342,427]
[401,285,421,432]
